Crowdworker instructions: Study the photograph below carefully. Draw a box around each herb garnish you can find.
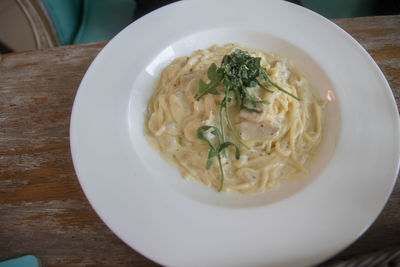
[195,49,299,191]
[197,126,240,192]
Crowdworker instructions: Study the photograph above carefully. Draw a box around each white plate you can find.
[70,0,400,266]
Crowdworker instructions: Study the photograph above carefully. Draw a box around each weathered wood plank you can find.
[333,15,400,109]
[0,15,399,266]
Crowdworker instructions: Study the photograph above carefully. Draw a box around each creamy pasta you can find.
[145,44,325,194]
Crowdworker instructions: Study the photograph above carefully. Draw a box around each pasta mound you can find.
[145,44,325,194]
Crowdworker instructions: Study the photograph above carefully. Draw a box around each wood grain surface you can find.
[1,15,399,266]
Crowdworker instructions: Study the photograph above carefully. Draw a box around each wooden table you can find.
[1,15,399,266]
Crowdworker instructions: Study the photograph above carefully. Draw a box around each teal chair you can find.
[43,0,136,45]
[0,255,40,267]
[16,0,136,48]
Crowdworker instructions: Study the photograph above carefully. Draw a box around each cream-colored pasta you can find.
[145,44,325,194]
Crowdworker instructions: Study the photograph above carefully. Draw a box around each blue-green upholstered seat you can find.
[42,0,136,45]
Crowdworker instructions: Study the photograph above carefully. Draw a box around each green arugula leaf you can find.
[260,68,300,100]
[197,126,241,191]
[256,79,274,93]
[194,63,224,100]
[218,141,240,159]
[206,148,218,169]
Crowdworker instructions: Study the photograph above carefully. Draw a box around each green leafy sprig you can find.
[194,63,224,100]
[197,126,240,192]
